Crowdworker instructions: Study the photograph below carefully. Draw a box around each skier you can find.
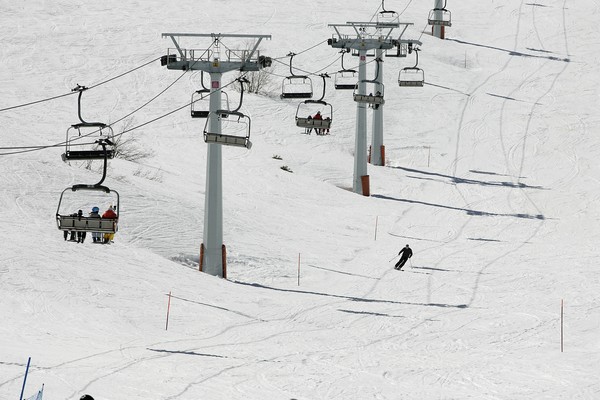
[89,206,101,243]
[394,244,413,270]
[80,395,94,400]
[313,111,323,135]
[101,205,118,244]
[75,210,86,244]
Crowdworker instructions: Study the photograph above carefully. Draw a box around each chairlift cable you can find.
[0,74,246,157]
[0,56,161,113]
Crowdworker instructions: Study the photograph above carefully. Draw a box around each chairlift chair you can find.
[281,76,313,99]
[352,58,385,105]
[203,111,251,149]
[428,4,452,26]
[377,0,399,24]
[62,85,115,161]
[56,185,120,235]
[191,90,230,118]
[281,52,313,99]
[334,50,358,90]
[398,47,424,87]
[353,82,385,105]
[202,78,252,149]
[295,101,333,134]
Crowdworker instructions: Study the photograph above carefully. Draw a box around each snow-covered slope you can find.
[1,0,598,399]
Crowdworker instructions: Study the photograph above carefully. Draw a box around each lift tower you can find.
[328,22,398,194]
[162,33,271,278]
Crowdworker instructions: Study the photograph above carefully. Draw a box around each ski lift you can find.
[203,78,252,149]
[398,47,424,87]
[428,1,452,26]
[334,49,358,90]
[377,0,399,24]
[295,74,334,134]
[56,140,120,235]
[62,85,115,162]
[281,52,313,99]
[56,186,120,236]
[353,58,385,106]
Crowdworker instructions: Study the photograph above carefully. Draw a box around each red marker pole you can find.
[166,291,172,331]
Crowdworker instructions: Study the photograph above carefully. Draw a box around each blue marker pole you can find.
[19,357,31,400]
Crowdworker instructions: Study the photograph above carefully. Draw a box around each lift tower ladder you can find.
[161,33,272,278]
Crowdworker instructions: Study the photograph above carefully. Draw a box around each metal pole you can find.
[203,72,224,277]
[354,49,369,194]
[433,0,444,39]
[371,49,384,166]
[19,357,31,400]
[561,299,564,352]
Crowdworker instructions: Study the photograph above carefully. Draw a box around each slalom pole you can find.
[19,357,31,400]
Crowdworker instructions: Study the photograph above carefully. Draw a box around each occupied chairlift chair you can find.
[334,49,358,90]
[191,71,230,118]
[281,52,313,99]
[295,74,334,134]
[56,141,120,235]
[398,46,424,87]
[62,85,115,162]
[203,78,252,149]
[428,1,452,27]
[353,58,385,106]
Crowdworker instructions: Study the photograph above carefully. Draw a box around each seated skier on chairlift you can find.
[313,111,323,135]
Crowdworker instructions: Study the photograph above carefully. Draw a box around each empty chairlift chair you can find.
[62,85,115,162]
[334,49,358,90]
[428,1,452,27]
[203,78,252,149]
[280,52,313,99]
[398,47,424,87]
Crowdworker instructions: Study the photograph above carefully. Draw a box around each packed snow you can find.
[1,0,599,399]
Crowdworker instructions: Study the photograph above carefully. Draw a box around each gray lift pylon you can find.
[328,22,400,195]
[161,33,271,278]
[329,22,421,175]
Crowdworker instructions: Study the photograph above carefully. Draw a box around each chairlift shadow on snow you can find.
[147,348,227,359]
[389,165,547,190]
[447,38,571,62]
[372,194,546,220]
[337,309,405,318]
[231,281,469,309]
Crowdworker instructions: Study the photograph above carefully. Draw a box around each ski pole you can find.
[409,258,413,269]
[389,254,399,262]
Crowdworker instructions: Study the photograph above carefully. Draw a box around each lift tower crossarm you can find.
[161,33,272,73]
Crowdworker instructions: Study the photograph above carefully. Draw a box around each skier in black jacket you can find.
[394,244,413,270]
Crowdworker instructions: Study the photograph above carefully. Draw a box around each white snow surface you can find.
[1,0,599,399]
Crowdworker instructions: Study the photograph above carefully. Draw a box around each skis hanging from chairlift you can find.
[281,52,313,99]
[295,74,333,135]
[203,77,252,149]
